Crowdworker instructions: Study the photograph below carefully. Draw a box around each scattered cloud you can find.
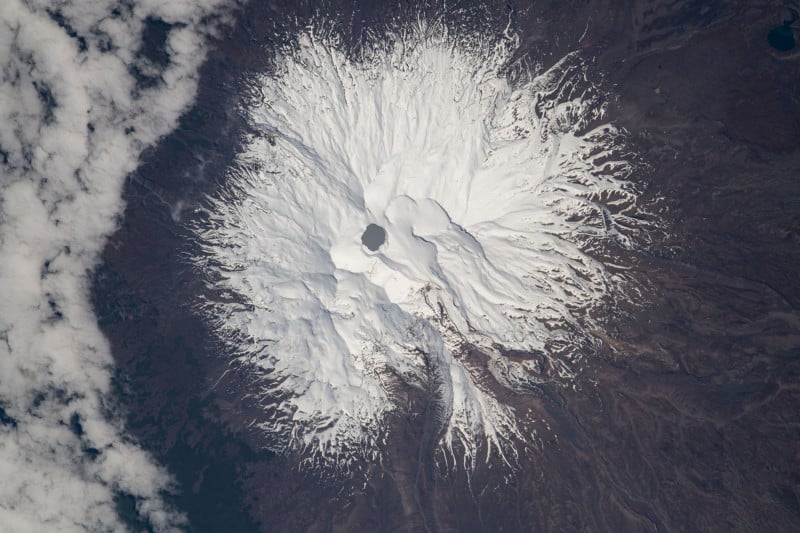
[0,0,233,530]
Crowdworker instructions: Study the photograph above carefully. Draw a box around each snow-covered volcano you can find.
[192,23,643,468]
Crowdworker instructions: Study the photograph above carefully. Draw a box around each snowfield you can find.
[192,22,643,469]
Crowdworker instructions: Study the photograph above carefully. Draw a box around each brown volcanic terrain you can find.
[93,1,800,531]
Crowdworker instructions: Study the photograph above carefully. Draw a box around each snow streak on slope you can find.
[193,23,643,469]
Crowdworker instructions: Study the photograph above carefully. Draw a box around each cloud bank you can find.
[0,0,232,530]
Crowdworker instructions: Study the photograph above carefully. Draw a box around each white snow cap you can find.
[194,22,644,471]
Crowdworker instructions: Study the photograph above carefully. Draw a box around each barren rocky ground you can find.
[93,1,800,531]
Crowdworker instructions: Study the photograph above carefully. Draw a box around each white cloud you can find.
[0,0,233,530]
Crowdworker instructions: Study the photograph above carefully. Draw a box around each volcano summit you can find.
[191,22,647,470]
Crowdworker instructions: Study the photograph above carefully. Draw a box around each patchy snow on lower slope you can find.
[192,22,643,470]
